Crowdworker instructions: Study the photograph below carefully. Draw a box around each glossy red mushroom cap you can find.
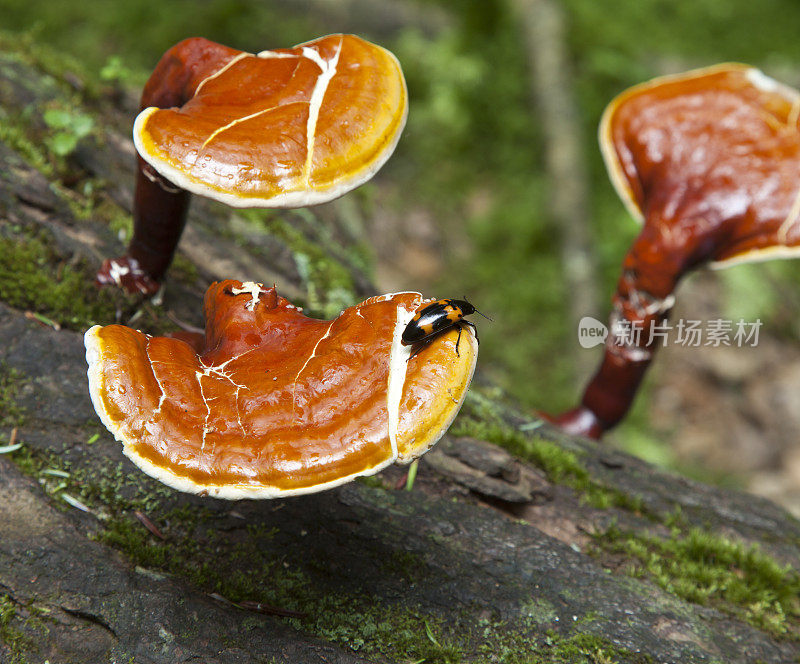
[85,283,477,498]
[600,63,800,267]
[133,34,407,208]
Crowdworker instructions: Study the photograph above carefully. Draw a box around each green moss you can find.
[0,54,98,178]
[8,444,60,481]
[543,631,649,664]
[75,473,641,662]
[457,385,514,429]
[0,364,26,430]
[0,594,17,630]
[0,594,49,664]
[454,390,651,514]
[451,416,649,516]
[0,107,53,176]
[475,618,650,664]
[60,177,119,223]
[296,599,463,663]
[520,598,559,625]
[355,474,387,490]
[0,595,29,663]
[8,444,462,661]
[9,441,654,663]
[381,548,425,582]
[592,524,800,638]
[9,445,89,514]
[0,46,125,233]
[235,209,360,319]
[16,439,625,664]
[0,30,100,97]
[8,442,175,520]
[93,507,463,663]
[0,231,120,329]
[170,253,201,287]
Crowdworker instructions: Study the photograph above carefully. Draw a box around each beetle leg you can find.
[406,342,426,362]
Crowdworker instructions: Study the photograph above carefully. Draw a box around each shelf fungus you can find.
[84,282,477,498]
[550,64,800,438]
[96,34,408,294]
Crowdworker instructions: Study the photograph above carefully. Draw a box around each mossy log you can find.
[1,41,799,664]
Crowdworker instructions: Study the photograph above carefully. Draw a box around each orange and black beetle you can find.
[402,298,489,356]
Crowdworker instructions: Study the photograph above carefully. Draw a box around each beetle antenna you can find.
[462,296,493,321]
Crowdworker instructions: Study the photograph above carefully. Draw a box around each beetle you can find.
[402,298,490,357]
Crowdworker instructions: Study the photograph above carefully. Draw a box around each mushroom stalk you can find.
[553,223,688,436]
[127,158,190,284]
[96,38,225,294]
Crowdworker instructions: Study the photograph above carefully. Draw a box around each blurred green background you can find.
[3,0,800,483]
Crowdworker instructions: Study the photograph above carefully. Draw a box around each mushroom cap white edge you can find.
[84,293,472,499]
[132,46,409,210]
[598,63,800,228]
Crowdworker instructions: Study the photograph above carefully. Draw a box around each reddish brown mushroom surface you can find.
[85,282,477,498]
[97,34,407,294]
[550,64,800,438]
